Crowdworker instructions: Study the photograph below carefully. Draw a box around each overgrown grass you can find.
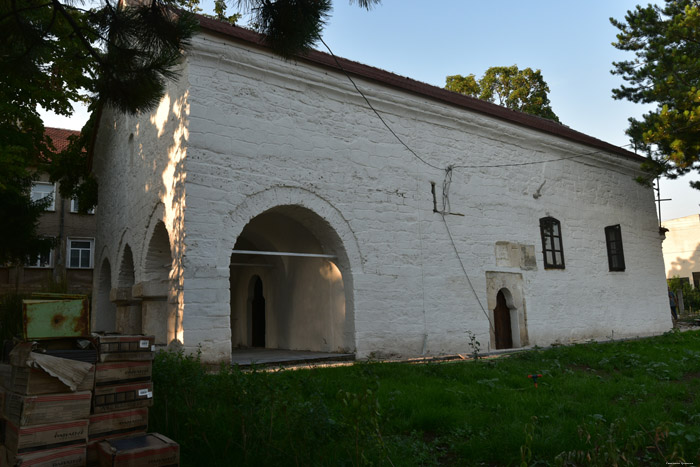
[151,331,700,466]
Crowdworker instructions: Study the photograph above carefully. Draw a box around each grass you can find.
[151,330,700,466]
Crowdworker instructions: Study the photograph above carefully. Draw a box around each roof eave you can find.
[196,15,644,164]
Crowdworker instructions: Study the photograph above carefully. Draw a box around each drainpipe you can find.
[54,197,66,285]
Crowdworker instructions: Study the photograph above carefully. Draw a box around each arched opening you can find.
[114,245,141,334]
[144,222,172,283]
[140,221,176,346]
[94,259,116,332]
[118,245,136,288]
[230,205,350,353]
[493,288,513,349]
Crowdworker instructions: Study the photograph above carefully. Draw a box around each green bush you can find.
[0,293,26,342]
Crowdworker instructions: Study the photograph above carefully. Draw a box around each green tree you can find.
[611,0,700,187]
[1,0,379,265]
[445,65,560,122]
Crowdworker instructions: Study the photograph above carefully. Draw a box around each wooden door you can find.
[494,290,513,349]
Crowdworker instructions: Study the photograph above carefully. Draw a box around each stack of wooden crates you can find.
[0,295,179,466]
[0,339,95,466]
[88,334,156,465]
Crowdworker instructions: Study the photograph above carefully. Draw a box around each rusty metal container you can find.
[22,294,90,339]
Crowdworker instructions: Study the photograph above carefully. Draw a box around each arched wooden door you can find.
[494,289,513,349]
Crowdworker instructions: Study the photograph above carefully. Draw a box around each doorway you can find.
[493,289,513,349]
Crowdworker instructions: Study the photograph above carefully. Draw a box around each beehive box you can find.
[4,391,92,426]
[94,361,152,387]
[9,365,95,396]
[93,335,155,363]
[89,408,149,442]
[92,382,153,414]
[97,433,179,467]
[2,444,86,467]
[4,419,88,454]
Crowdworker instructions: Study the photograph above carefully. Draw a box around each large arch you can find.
[226,187,361,354]
[136,218,179,346]
[113,244,141,334]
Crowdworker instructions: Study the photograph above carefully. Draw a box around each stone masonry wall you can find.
[94,30,671,363]
[178,31,670,360]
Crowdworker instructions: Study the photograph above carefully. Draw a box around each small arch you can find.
[144,222,172,283]
[493,288,514,349]
[115,244,141,334]
[141,220,178,346]
[118,245,136,288]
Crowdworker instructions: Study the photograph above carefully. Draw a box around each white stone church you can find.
[91,16,671,363]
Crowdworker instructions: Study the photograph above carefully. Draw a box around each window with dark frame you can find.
[604,224,626,272]
[539,217,565,269]
[693,272,700,289]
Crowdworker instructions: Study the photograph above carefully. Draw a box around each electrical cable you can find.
[319,37,443,171]
[317,37,635,338]
[440,211,495,333]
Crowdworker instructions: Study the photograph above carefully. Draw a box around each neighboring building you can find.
[662,214,700,286]
[91,18,671,363]
[0,128,97,295]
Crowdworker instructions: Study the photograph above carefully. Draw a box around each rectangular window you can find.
[70,198,95,215]
[540,217,565,269]
[68,238,94,269]
[25,248,53,268]
[30,182,56,211]
[604,225,626,272]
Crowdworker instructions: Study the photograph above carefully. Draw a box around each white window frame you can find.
[70,197,95,215]
[31,182,56,211]
[67,237,95,269]
[25,248,53,269]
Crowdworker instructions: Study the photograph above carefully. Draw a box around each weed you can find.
[465,330,481,360]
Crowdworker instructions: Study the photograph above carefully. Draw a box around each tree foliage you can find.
[445,65,560,122]
[611,0,700,187]
[2,0,379,264]
[0,0,197,264]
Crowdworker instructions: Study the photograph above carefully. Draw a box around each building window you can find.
[693,272,700,289]
[539,217,565,269]
[30,182,56,211]
[68,238,94,269]
[70,198,95,215]
[25,248,53,268]
[604,224,626,272]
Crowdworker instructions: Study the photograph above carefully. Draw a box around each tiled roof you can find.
[197,15,643,163]
[45,127,80,152]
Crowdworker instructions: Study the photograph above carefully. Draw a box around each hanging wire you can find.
[451,150,605,169]
[440,212,495,333]
[318,37,443,171]
[317,36,632,336]
[441,165,453,213]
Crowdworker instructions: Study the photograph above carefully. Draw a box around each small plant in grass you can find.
[519,416,537,466]
[337,384,394,466]
[466,330,481,360]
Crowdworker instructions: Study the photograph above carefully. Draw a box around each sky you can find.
[41,0,699,221]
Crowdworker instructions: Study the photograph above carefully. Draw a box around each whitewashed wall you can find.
[94,29,671,363]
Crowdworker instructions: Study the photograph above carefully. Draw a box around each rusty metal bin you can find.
[22,294,90,340]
